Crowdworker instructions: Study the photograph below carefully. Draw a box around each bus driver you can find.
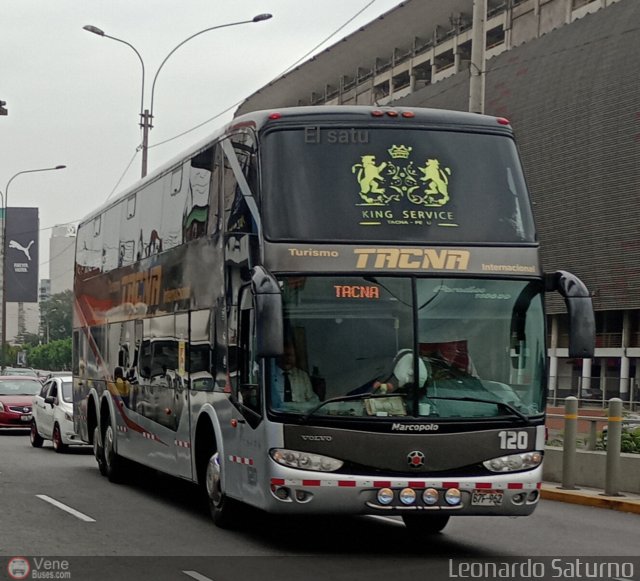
[271,342,319,408]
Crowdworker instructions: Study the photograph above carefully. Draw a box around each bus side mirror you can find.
[546,270,595,359]
[252,266,283,357]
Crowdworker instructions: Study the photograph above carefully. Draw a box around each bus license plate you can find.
[471,490,503,506]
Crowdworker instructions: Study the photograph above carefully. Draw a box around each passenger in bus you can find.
[271,342,319,408]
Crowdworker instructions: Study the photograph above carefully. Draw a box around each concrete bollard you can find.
[560,396,578,490]
[604,397,623,496]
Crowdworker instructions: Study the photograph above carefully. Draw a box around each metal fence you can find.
[548,376,640,410]
[548,397,639,495]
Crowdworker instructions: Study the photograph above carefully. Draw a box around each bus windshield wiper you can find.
[428,395,529,422]
[300,392,403,423]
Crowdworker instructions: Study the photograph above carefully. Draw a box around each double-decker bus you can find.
[73,106,594,533]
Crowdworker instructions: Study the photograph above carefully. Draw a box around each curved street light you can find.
[83,14,272,178]
[1,165,66,371]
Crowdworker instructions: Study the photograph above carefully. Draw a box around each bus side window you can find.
[222,132,256,235]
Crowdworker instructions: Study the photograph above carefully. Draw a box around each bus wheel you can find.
[103,423,126,483]
[93,426,107,476]
[206,452,239,528]
[402,513,450,534]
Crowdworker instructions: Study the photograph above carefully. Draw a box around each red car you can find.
[0,376,42,429]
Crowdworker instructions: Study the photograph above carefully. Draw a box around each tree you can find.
[40,290,73,343]
[26,338,71,370]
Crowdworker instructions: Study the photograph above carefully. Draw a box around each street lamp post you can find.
[1,165,66,372]
[83,13,272,178]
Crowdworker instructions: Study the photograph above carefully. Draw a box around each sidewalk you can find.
[541,482,640,515]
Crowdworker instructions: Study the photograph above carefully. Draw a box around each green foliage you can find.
[40,290,73,342]
[599,423,640,454]
[26,338,71,371]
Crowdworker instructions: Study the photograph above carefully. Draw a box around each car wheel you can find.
[52,423,67,453]
[402,513,450,534]
[30,421,44,448]
[103,422,127,483]
[206,452,241,528]
[93,426,107,476]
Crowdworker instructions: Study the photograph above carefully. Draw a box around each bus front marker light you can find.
[377,488,394,505]
[295,489,312,502]
[274,486,290,500]
[444,488,461,506]
[399,488,417,505]
[422,488,439,505]
[401,111,415,118]
[511,492,525,505]
[527,490,540,503]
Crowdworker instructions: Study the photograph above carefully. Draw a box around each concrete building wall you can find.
[49,224,75,295]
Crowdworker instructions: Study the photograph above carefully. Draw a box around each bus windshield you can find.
[267,276,545,420]
[261,127,536,244]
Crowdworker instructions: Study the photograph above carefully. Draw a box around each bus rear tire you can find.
[103,422,127,483]
[206,452,240,528]
[402,513,450,534]
[93,426,108,476]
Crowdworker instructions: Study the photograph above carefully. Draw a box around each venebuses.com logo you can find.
[7,557,71,579]
[7,557,30,580]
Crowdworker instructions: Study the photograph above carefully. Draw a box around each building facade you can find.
[49,224,76,295]
[239,0,640,406]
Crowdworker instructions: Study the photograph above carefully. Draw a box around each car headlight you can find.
[0,402,4,412]
[64,412,73,422]
[483,451,543,473]
[270,448,343,472]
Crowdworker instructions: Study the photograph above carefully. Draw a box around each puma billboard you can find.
[4,207,39,302]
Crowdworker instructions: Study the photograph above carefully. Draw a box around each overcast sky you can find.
[1,0,403,279]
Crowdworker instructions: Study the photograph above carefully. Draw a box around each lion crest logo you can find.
[351,146,452,208]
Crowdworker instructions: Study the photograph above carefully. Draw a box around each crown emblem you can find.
[388,144,412,159]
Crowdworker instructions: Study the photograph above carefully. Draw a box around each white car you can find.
[30,376,85,452]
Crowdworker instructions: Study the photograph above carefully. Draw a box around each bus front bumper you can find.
[263,465,543,516]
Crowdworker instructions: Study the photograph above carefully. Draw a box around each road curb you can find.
[541,484,640,515]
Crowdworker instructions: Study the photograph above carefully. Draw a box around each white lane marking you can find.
[367,514,406,526]
[183,571,215,581]
[36,494,96,522]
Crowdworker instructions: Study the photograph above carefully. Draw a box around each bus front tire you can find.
[206,452,240,528]
[402,513,450,534]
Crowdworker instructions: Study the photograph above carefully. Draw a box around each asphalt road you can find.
[1,430,639,581]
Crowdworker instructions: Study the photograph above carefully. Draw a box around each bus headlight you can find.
[270,449,343,472]
[483,451,543,473]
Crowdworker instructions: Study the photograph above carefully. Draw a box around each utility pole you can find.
[469,0,486,114]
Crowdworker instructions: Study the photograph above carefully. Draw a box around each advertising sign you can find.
[5,207,39,302]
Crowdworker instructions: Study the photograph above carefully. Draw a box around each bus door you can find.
[222,284,264,504]
[132,314,190,476]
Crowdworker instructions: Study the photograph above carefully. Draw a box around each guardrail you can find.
[548,397,640,496]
